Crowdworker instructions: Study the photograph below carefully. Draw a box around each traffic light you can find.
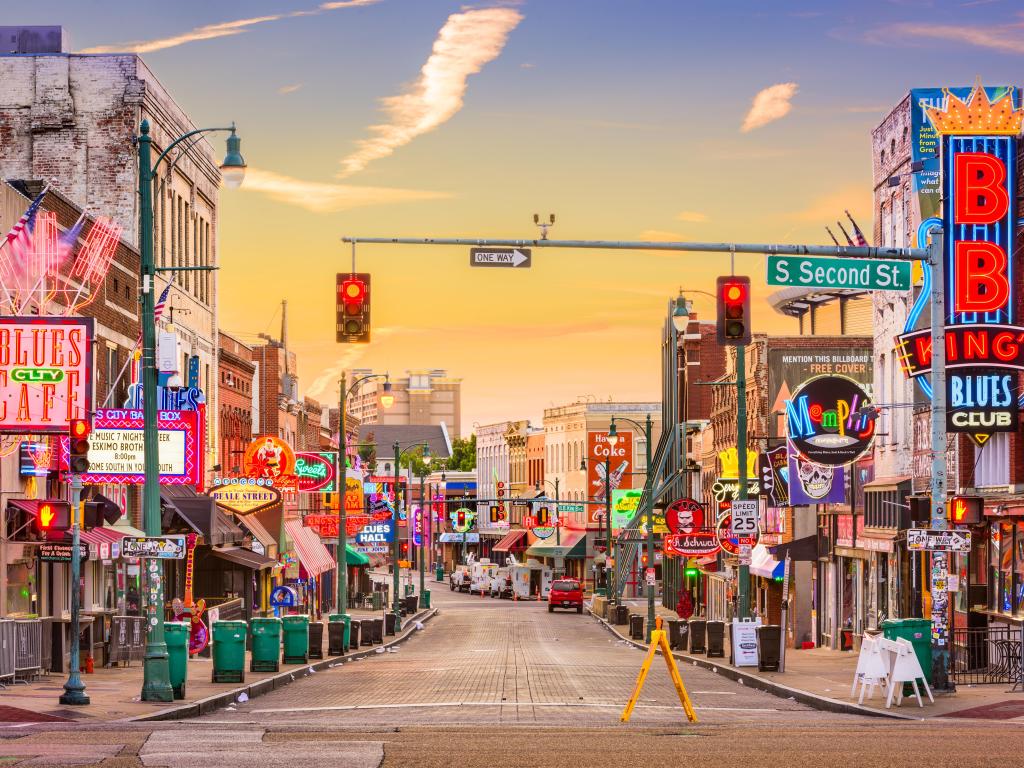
[909,496,930,524]
[36,501,71,536]
[456,509,466,527]
[535,506,549,526]
[82,501,104,530]
[68,418,91,474]
[401,541,409,556]
[489,505,501,523]
[716,275,751,346]
[336,272,371,343]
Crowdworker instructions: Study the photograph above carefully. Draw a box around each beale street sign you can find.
[469,247,531,268]
[766,255,911,292]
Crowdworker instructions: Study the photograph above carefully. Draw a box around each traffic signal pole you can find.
[59,475,88,706]
[736,344,749,620]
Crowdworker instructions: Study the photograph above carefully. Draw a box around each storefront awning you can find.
[769,535,818,562]
[492,529,528,553]
[77,526,128,547]
[210,546,276,570]
[862,476,912,493]
[283,519,335,577]
[161,486,244,546]
[524,530,586,559]
[749,543,784,579]
[236,513,278,556]
[344,545,370,566]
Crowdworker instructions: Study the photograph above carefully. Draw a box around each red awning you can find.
[284,519,335,577]
[77,527,128,547]
[492,529,528,553]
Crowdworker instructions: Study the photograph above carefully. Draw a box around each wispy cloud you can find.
[865,16,1024,54]
[741,82,799,132]
[241,168,450,213]
[278,84,304,95]
[339,7,523,177]
[637,229,687,242]
[675,211,707,223]
[80,1,381,54]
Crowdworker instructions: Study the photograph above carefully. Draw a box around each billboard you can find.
[586,430,634,525]
[61,408,203,486]
[0,316,93,433]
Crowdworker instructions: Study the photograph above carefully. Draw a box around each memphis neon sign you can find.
[786,375,875,466]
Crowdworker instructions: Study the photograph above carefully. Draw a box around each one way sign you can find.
[469,247,531,269]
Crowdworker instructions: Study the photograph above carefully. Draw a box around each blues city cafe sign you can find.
[785,375,875,467]
[895,84,1024,445]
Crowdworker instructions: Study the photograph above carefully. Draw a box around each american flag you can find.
[0,189,47,279]
[846,210,869,247]
[137,282,172,347]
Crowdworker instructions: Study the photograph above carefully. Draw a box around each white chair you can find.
[851,635,891,704]
[880,637,934,708]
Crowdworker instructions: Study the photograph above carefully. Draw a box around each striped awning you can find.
[492,529,527,553]
[77,526,128,547]
[284,519,336,577]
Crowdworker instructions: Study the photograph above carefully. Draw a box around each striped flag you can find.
[137,282,172,347]
[845,210,869,247]
[1,189,47,279]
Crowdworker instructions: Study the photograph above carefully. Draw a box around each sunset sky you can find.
[29,0,1024,434]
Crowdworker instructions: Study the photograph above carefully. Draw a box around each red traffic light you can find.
[70,419,90,439]
[340,277,366,305]
[716,275,751,345]
[457,510,466,526]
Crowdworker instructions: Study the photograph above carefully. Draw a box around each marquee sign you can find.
[786,375,875,466]
[210,484,281,516]
[897,84,1024,445]
[0,316,93,434]
[664,531,720,558]
[61,408,203,486]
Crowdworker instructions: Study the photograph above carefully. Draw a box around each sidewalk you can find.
[0,604,435,724]
[595,599,1024,721]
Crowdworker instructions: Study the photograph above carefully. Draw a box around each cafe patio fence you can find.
[950,625,1023,686]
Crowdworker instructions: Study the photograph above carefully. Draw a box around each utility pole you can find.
[736,344,749,619]
[337,374,348,618]
[59,482,88,705]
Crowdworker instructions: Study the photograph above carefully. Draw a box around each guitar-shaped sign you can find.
[171,533,209,655]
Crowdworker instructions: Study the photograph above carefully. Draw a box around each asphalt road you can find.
[2,588,1022,766]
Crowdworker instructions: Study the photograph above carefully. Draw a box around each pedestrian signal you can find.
[36,501,71,536]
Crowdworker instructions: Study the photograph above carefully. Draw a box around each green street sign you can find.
[558,503,585,513]
[766,255,911,291]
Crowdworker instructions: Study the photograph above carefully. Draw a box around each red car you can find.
[548,579,583,613]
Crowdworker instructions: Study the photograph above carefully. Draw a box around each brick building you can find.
[217,331,256,475]
[348,369,461,437]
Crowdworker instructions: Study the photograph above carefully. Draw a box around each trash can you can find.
[348,619,361,651]
[629,614,644,641]
[404,595,418,615]
[308,622,324,660]
[370,617,384,644]
[756,625,782,671]
[165,621,190,699]
[882,618,933,691]
[327,613,350,655]
[436,566,444,582]
[706,620,725,658]
[385,612,399,636]
[371,592,384,611]
[616,605,630,625]
[282,615,310,665]
[249,617,281,673]
[211,620,247,683]
[361,618,375,647]
[420,590,431,609]
[687,619,707,653]
[667,619,686,651]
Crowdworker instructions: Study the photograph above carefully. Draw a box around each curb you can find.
[589,607,914,721]
[129,608,438,723]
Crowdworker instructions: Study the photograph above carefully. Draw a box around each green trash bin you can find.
[165,621,190,699]
[881,618,933,692]
[282,615,310,664]
[420,589,431,609]
[250,617,282,673]
[435,566,444,582]
[211,620,247,683]
[328,613,350,654]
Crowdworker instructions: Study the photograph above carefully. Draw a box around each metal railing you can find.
[951,625,1023,685]
[109,616,147,666]
[13,619,41,682]
[0,620,15,686]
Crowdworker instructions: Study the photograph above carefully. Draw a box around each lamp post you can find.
[391,440,430,630]
[609,414,654,642]
[417,468,429,607]
[336,373,392,618]
[137,119,246,702]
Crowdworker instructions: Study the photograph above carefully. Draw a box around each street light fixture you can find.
[379,379,395,410]
[607,420,619,448]
[136,118,244,703]
[672,294,690,332]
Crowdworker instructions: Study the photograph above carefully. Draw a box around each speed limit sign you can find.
[730,500,759,538]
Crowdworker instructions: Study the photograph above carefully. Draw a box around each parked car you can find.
[450,566,470,592]
[548,578,583,613]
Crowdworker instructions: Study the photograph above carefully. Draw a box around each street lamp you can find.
[610,414,655,642]
[580,456,612,599]
[417,446,432,608]
[136,119,245,703]
[336,372,391,622]
[672,294,690,332]
[392,440,430,631]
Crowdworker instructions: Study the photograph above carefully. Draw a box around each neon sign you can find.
[786,375,874,466]
[0,317,93,433]
[294,451,337,493]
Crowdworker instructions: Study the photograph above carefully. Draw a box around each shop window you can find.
[976,433,1010,487]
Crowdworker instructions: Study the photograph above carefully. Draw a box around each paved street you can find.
[195,586,816,727]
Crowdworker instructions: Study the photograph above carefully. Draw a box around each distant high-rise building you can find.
[348,369,461,437]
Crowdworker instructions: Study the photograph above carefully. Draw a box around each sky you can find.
[23,0,1024,435]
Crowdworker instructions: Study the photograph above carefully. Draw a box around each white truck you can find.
[449,565,470,592]
[489,567,513,599]
[509,558,553,600]
[468,559,498,595]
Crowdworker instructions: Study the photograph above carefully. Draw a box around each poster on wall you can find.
[586,430,634,523]
[0,316,94,434]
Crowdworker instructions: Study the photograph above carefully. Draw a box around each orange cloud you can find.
[741,83,799,133]
[241,168,450,213]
